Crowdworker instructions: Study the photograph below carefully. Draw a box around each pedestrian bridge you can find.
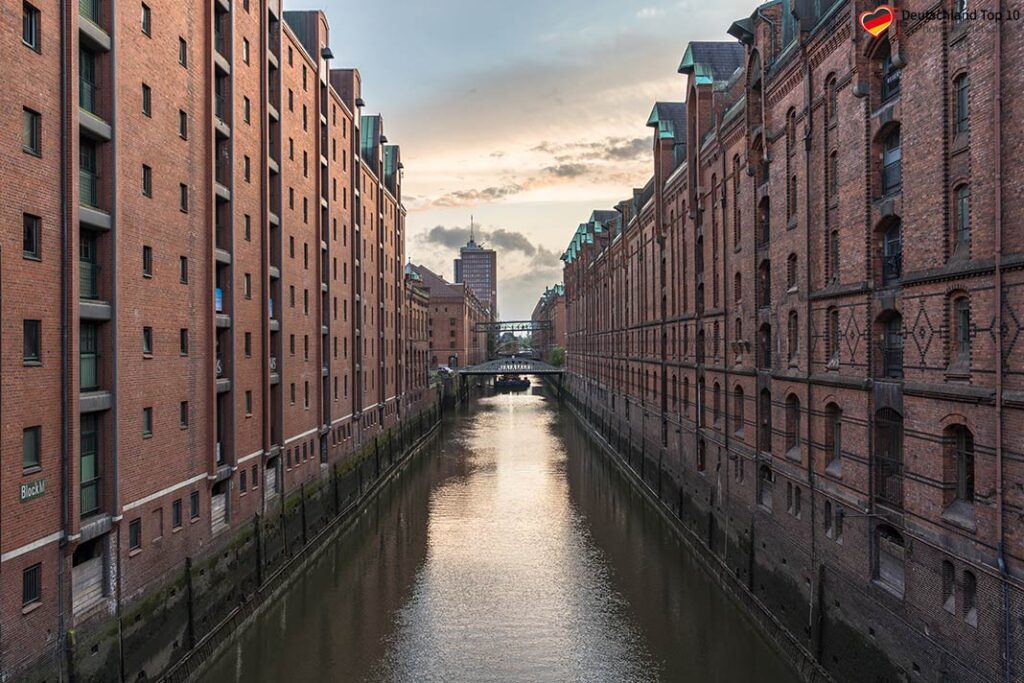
[458,358,564,376]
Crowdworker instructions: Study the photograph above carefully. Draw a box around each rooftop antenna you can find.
[469,215,475,243]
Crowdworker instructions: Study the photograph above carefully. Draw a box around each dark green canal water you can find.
[200,386,796,682]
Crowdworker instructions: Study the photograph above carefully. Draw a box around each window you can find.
[825,403,842,470]
[953,297,971,365]
[304,381,309,408]
[24,319,41,362]
[788,175,798,220]
[23,213,41,259]
[758,323,772,369]
[786,253,797,289]
[142,326,153,355]
[172,499,182,528]
[733,385,744,435]
[141,2,150,34]
[874,408,904,507]
[946,425,975,505]
[963,571,977,626]
[244,331,251,356]
[189,491,199,519]
[828,230,840,283]
[882,128,902,195]
[23,108,41,155]
[827,307,840,361]
[244,214,251,241]
[827,76,837,121]
[178,37,187,66]
[759,388,773,452]
[179,400,189,428]
[758,465,774,511]
[80,139,98,207]
[942,560,956,613]
[23,426,41,470]
[142,164,152,197]
[178,110,187,138]
[179,183,188,212]
[142,245,152,276]
[142,407,153,437]
[242,38,249,63]
[153,508,163,540]
[954,74,969,135]
[245,390,252,415]
[179,255,188,283]
[142,83,151,116]
[829,151,838,200]
[880,48,901,102]
[244,155,251,182]
[787,311,798,361]
[875,525,905,596]
[244,273,252,299]
[22,564,42,608]
[179,328,189,355]
[80,48,97,113]
[955,184,970,250]
[243,96,250,123]
[785,394,800,456]
[240,469,248,492]
[129,518,141,550]
[23,2,40,50]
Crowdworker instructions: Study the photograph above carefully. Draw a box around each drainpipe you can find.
[992,4,1010,681]
[57,0,71,676]
[801,40,819,657]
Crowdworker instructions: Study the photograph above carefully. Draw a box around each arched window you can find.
[952,296,971,366]
[944,425,975,507]
[758,198,770,246]
[733,155,742,247]
[758,464,774,510]
[735,317,743,346]
[881,313,903,379]
[788,310,799,361]
[881,218,903,285]
[875,524,906,596]
[825,403,842,470]
[786,253,797,290]
[826,75,838,122]
[874,408,904,507]
[955,184,970,251]
[963,571,977,626]
[733,385,745,435]
[829,150,839,199]
[954,73,969,135]
[786,108,797,155]
[785,394,800,455]
[942,560,956,614]
[882,127,902,195]
[759,388,773,452]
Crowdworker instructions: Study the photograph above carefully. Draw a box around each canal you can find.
[201,385,796,682]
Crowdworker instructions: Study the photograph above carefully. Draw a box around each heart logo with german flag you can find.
[859,5,895,37]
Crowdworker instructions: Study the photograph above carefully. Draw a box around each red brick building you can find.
[530,284,566,362]
[404,265,431,411]
[1,4,432,678]
[563,2,1023,681]
[411,264,489,369]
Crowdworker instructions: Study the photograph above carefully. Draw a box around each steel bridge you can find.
[458,357,564,376]
[473,320,552,334]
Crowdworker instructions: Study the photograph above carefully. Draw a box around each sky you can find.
[293,0,752,319]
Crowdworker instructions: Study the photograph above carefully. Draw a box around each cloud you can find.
[430,183,525,208]
[544,163,589,178]
[636,7,666,19]
[418,224,539,257]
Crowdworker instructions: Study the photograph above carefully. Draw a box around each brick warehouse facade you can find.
[410,263,490,370]
[1,1,435,679]
[530,284,567,363]
[562,1,1023,681]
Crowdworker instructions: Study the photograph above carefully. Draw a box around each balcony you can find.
[80,261,100,300]
[80,169,99,209]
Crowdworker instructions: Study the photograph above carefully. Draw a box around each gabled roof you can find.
[678,41,745,84]
[646,102,687,141]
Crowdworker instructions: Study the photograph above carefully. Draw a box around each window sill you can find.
[951,134,969,155]
[786,217,798,231]
[23,253,42,262]
[22,466,43,477]
[941,500,976,532]
[785,446,801,462]
[143,433,153,440]
[128,548,142,558]
[825,460,842,479]
[944,365,971,381]
[143,353,153,359]
[23,148,42,158]
[22,601,43,616]
[23,360,42,368]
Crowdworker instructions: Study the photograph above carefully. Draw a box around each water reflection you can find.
[201,386,795,682]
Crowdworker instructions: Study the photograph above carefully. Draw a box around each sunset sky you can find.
[296,0,751,318]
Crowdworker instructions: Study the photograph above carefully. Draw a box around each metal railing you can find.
[80,261,100,299]
[80,351,100,391]
[874,457,903,508]
[79,0,100,23]
[80,169,99,208]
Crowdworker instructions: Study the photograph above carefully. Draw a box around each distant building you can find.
[531,284,566,360]
[411,264,489,368]
[453,224,497,319]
